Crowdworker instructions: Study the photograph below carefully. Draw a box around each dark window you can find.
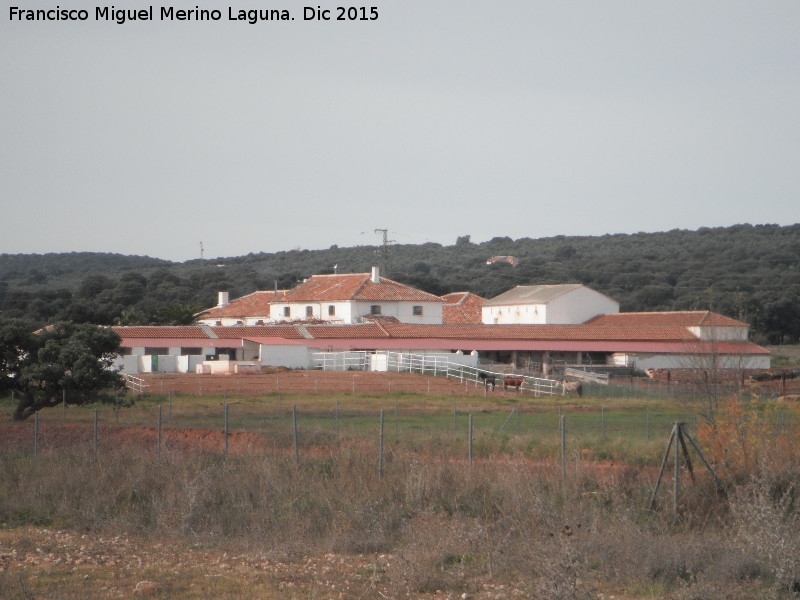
[412,305,423,316]
[370,305,382,315]
[181,347,203,355]
[328,305,336,316]
[306,306,313,318]
[283,306,291,317]
[144,347,169,355]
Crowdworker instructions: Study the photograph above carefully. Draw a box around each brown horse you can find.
[503,376,524,391]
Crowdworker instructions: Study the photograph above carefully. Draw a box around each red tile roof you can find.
[283,273,444,303]
[113,326,209,339]
[211,326,304,340]
[377,323,698,341]
[585,311,748,328]
[441,292,485,324]
[197,291,285,320]
[112,323,768,356]
[304,324,389,338]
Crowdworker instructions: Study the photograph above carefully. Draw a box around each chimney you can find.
[218,291,229,307]
[371,266,380,283]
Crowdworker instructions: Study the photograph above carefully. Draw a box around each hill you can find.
[1,224,798,343]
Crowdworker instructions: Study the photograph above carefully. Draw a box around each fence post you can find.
[468,414,474,465]
[560,415,567,480]
[224,402,229,459]
[34,412,39,458]
[157,404,163,458]
[673,422,680,513]
[62,389,66,418]
[93,409,99,456]
[292,404,299,466]
[379,409,385,477]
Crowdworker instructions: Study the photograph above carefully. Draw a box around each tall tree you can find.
[0,319,125,421]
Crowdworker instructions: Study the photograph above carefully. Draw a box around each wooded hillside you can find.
[1,224,798,343]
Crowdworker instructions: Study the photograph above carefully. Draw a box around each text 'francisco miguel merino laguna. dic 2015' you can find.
[8,5,380,24]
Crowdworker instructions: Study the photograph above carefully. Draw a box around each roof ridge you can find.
[199,324,217,338]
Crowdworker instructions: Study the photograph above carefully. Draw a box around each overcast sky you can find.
[2,1,798,262]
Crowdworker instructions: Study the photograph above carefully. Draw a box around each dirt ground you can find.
[1,525,487,600]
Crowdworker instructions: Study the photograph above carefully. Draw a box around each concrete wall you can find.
[260,344,312,369]
[482,303,546,324]
[687,325,749,341]
[623,353,770,371]
[266,300,443,324]
[482,287,619,325]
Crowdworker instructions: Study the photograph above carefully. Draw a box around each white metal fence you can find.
[565,367,610,385]
[311,351,563,396]
[122,373,147,394]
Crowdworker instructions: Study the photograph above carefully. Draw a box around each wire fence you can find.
[0,394,729,464]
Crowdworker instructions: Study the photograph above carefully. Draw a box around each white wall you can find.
[198,315,271,326]
[268,300,443,324]
[482,303,546,324]
[545,288,619,324]
[628,353,770,370]
[687,326,749,341]
[482,287,619,325]
[267,301,353,323]
[260,344,312,369]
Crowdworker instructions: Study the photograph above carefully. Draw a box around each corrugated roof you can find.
[585,311,749,327]
[483,284,586,306]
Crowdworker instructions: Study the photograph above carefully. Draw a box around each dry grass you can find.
[2,391,800,598]
[1,436,799,599]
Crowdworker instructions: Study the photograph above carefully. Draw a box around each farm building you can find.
[441,292,486,324]
[482,284,620,325]
[196,266,445,326]
[197,290,285,326]
[113,312,769,375]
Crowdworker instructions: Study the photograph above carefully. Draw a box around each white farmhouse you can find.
[270,266,444,324]
[482,284,619,325]
[197,290,285,326]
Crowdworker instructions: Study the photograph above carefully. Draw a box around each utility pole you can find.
[374,228,393,276]
[200,241,204,260]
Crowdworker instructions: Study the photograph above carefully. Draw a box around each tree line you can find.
[1,224,798,343]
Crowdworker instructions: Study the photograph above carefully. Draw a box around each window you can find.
[370,305,382,315]
[283,306,291,317]
[144,347,169,355]
[181,347,203,355]
[328,305,336,316]
[412,305,423,316]
[306,306,313,318]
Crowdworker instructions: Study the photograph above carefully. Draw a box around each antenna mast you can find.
[374,228,394,276]
[200,241,204,260]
